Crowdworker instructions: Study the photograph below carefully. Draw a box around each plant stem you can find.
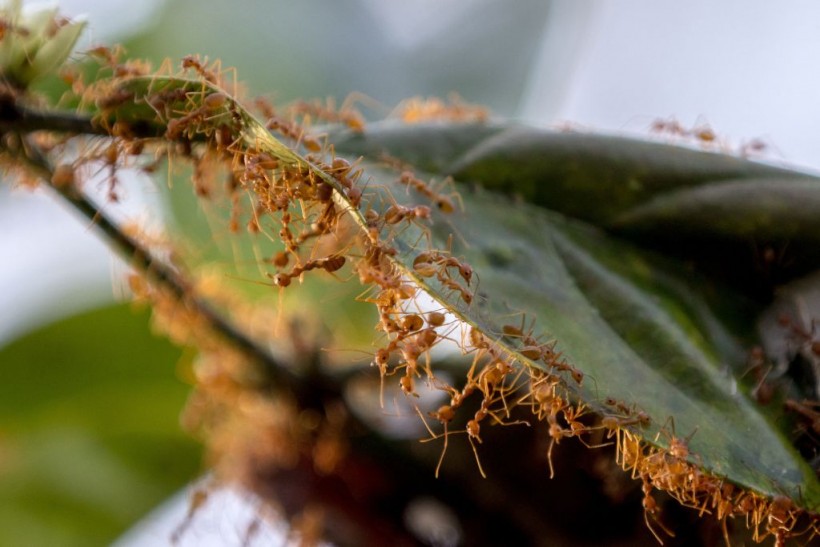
[0,96,167,138]
[0,103,100,135]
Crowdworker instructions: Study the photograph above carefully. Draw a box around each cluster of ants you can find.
[533,364,817,547]
[392,93,490,125]
[649,117,771,158]
[73,51,818,546]
[616,422,817,547]
[144,58,523,480]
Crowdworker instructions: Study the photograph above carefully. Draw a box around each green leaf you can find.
[0,2,86,87]
[330,124,820,510]
[436,190,817,507]
[0,304,201,546]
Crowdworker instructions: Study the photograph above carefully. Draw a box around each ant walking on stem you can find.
[649,116,726,151]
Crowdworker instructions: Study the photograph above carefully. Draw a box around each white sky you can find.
[521,1,820,173]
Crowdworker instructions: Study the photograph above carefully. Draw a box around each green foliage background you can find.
[0,305,199,546]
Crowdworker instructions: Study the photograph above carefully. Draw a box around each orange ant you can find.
[419,404,488,479]
[397,171,462,213]
[707,482,737,545]
[427,364,524,480]
[246,152,279,172]
[551,357,584,386]
[412,251,472,287]
[293,201,339,244]
[542,399,598,478]
[439,256,473,286]
[739,137,770,157]
[181,54,219,83]
[603,396,633,416]
[307,154,365,208]
[271,251,289,268]
[766,496,798,544]
[383,203,432,225]
[439,277,473,306]
[602,397,652,427]
[86,44,127,73]
[87,45,151,78]
[366,283,438,400]
[425,404,456,477]
[142,87,189,121]
[503,318,553,357]
[427,311,447,328]
[544,413,575,478]
[655,417,697,461]
[413,247,475,309]
[650,117,723,150]
[325,156,363,191]
[265,116,322,152]
[650,117,689,138]
[370,343,403,407]
[691,124,718,146]
[399,314,425,333]
[165,91,231,140]
[435,338,517,411]
[393,94,489,124]
[600,413,652,433]
[253,96,277,120]
[276,211,300,254]
[355,258,402,291]
[525,371,562,422]
[504,316,583,385]
[396,329,438,396]
[288,98,366,132]
[268,255,346,287]
[466,326,491,354]
[641,474,676,544]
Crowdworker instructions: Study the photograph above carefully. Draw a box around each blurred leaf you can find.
[0,304,201,547]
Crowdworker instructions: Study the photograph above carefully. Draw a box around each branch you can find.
[0,94,175,139]
[0,102,101,135]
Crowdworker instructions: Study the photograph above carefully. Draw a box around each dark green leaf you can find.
[0,304,201,546]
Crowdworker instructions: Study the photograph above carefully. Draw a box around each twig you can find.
[0,95,166,138]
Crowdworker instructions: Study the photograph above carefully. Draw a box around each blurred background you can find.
[3,0,820,544]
